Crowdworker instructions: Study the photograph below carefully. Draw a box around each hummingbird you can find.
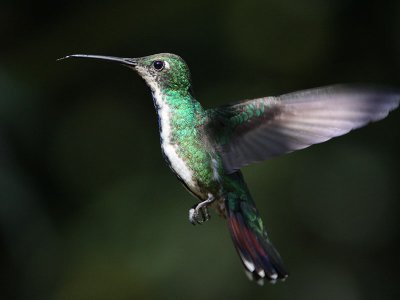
[59,53,399,284]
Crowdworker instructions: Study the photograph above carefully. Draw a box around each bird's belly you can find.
[161,142,203,197]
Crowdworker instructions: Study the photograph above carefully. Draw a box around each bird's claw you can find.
[188,194,215,225]
[189,204,211,225]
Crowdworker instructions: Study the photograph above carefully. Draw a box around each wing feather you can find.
[212,85,399,173]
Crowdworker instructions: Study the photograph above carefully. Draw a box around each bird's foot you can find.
[189,194,215,225]
[189,205,210,225]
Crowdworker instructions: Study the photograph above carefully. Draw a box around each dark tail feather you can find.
[226,199,288,284]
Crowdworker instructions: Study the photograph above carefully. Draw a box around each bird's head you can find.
[59,53,192,95]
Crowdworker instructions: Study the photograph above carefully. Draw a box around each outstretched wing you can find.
[210,85,399,174]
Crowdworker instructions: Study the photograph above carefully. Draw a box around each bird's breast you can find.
[153,89,220,199]
[157,99,200,195]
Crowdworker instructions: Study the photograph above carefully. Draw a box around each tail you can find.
[225,191,288,284]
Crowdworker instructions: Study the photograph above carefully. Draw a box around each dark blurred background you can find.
[1,0,399,299]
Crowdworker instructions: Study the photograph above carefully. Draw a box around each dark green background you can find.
[1,0,399,299]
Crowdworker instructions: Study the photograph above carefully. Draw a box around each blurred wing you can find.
[212,85,400,173]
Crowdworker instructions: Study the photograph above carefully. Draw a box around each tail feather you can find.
[226,198,288,284]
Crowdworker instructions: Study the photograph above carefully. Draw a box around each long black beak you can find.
[57,54,137,67]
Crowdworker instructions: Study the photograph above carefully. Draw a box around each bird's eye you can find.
[153,60,164,71]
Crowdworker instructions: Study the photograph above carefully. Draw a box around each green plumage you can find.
[164,91,216,190]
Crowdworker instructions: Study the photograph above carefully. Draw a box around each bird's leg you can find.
[189,194,215,225]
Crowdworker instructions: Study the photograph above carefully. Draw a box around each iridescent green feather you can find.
[164,91,217,189]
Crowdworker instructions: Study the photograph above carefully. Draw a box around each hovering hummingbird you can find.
[60,53,399,284]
